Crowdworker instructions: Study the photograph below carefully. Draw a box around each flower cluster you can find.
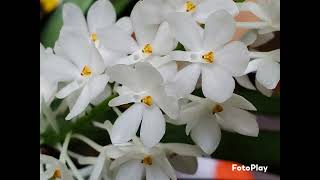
[40,0,280,179]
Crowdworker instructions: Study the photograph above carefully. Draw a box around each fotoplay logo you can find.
[232,164,268,173]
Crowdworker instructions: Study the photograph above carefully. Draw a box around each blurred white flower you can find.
[136,0,239,25]
[42,34,109,120]
[177,94,258,154]
[167,10,249,102]
[237,0,280,34]
[40,154,74,180]
[107,63,179,147]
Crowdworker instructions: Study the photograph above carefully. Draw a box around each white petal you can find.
[223,94,257,111]
[168,64,201,98]
[97,25,138,54]
[215,41,250,76]
[166,12,202,51]
[156,61,178,83]
[238,1,270,22]
[203,10,236,50]
[217,106,259,137]
[251,32,274,48]
[40,54,80,82]
[152,87,180,119]
[256,60,280,89]
[87,0,116,33]
[190,116,221,154]
[244,58,264,74]
[194,0,239,23]
[152,22,177,55]
[111,104,144,144]
[255,78,273,97]
[108,95,137,107]
[146,165,170,180]
[154,155,177,180]
[56,80,83,99]
[62,3,88,33]
[235,75,256,90]
[140,106,166,148]
[131,1,159,45]
[240,30,258,46]
[201,65,234,103]
[136,0,165,24]
[115,160,144,180]
[89,152,110,180]
[65,85,91,120]
[89,45,106,75]
[90,84,112,106]
[135,62,164,91]
[116,17,133,35]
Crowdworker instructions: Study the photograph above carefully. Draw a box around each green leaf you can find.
[40,0,95,48]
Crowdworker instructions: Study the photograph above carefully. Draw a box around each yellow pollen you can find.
[142,44,153,55]
[52,169,62,179]
[81,65,92,77]
[212,105,223,113]
[185,1,196,12]
[202,51,214,63]
[40,0,60,13]
[142,156,153,165]
[141,96,153,106]
[91,33,98,42]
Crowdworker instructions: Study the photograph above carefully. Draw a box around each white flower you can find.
[42,33,109,120]
[40,154,74,180]
[59,0,132,66]
[240,30,275,48]
[107,62,179,148]
[245,49,280,90]
[178,94,258,154]
[167,10,249,102]
[237,0,280,34]
[136,0,239,25]
[108,139,204,180]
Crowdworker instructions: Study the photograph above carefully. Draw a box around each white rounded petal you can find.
[131,1,159,45]
[140,106,166,148]
[152,22,177,55]
[255,79,273,97]
[156,61,178,83]
[89,152,110,180]
[137,0,165,25]
[168,64,201,98]
[235,75,256,90]
[62,3,88,33]
[90,84,112,106]
[256,60,280,89]
[40,54,80,82]
[152,87,180,119]
[108,95,137,107]
[146,165,170,180]
[87,0,116,33]
[135,62,164,90]
[116,17,133,35]
[194,0,239,23]
[153,155,177,180]
[203,10,236,50]
[215,41,250,77]
[111,104,144,144]
[201,65,235,103]
[190,116,221,154]
[89,45,106,75]
[96,25,138,54]
[223,94,257,111]
[244,58,264,74]
[240,30,258,46]
[115,160,144,180]
[166,12,202,51]
[217,106,259,137]
[65,85,91,120]
[56,80,83,99]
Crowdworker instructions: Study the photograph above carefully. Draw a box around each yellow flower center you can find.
[202,51,214,63]
[142,155,153,165]
[142,44,153,55]
[141,96,153,106]
[81,65,92,77]
[40,0,60,13]
[90,33,98,42]
[185,1,196,13]
[51,168,62,179]
[212,105,223,113]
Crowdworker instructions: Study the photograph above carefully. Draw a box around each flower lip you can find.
[81,65,92,77]
[141,96,153,106]
[142,44,153,55]
[212,104,223,113]
[202,51,214,63]
[142,155,153,165]
[185,1,196,13]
